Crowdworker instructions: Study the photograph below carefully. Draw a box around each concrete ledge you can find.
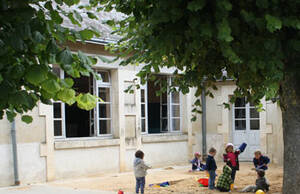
[142,133,188,143]
[54,138,120,150]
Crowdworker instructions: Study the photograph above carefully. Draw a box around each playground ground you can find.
[48,162,283,194]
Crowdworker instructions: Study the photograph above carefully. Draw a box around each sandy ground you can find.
[51,162,282,194]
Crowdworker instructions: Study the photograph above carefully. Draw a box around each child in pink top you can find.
[223,143,247,182]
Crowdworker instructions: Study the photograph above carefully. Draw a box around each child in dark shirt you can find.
[241,169,270,193]
[253,150,270,171]
[189,152,205,171]
[206,147,217,190]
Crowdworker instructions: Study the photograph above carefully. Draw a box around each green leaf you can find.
[87,12,98,19]
[25,65,48,85]
[41,79,61,94]
[217,20,233,42]
[76,93,97,110]
[60,78,74,88]
[74,10,83,22]
[79,29,95,40]
[0,74,3,84]
[6,111,17,122]
[57,88,76,105]
[256,0,269,9]
[50,10,63,24]
[21,115,33,124]
[265,14,282,33]
[187,0,206,11]
[58,49,73,64]
[68,13,81,26]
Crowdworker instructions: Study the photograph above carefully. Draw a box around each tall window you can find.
[96,71,112,135]
[233,97,260,131]
[52,67,112,138]
[140,84,148,133]
[147,76,181,133]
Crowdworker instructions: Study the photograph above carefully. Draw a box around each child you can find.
[216,164,234,192]
[206,147,217,190]
[223,142,247,182]
[134,150,151,194]
[253,151,270,170]
[241,169,270,193]
[189,152,205,171]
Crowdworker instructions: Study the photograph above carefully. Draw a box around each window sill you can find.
[142,133,188,143]
[54,137,120,150]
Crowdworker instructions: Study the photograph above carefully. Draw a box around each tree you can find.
[101,0,300,193]
[0,0,100,123]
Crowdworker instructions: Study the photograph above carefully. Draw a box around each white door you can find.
[232,98,260,161]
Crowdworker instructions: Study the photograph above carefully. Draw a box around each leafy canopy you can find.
[0,0,100,123]
[102,0,300,116]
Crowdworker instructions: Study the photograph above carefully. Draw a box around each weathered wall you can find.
[54,146,120,179]
[266,102,284,165]
[0,108,47,187]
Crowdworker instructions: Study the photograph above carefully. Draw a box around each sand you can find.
[52,163,283,194]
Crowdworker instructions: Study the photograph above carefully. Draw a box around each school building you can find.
[0,10,284,187]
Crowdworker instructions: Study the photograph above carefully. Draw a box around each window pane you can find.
[172,105,180,117]
[53,103,61,118]
[141,104,145,117]
[235,109,245,118]
[172,119,180,131]
[162,105,167,117]
[99,119,111,134]
[235,120,246,130]
[235,98,246,107]
[162,92,167,104]
[141,89,145,103]
[141,119,146,132]
[161,119,168,132]
[99,104,111,118]
[250,108,259,118]
[54,120,62,136]
[98,87,110,102]
[171,92,179,104]
[98,71,110,83]
[250,120,260,130]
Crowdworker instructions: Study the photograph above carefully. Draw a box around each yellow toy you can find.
[255,190,265,194]
[230,183,234,190]
[206,171,210,177]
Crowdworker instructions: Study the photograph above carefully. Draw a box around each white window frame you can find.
[140,83,148,134]
[158,77,182,133]
[95,70,113,137]
[233,97,260,132]
[53,68,66,138]
[52,68,113,139]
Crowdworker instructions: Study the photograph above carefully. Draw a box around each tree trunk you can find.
[281,72,300,194]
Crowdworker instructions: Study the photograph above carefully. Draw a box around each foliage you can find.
[0,0,100,122]
[101,0,300,118]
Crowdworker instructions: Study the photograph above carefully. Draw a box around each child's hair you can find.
[255,150,262,155]
[257,169,265,178]
[194,152,201,157]
[209,147,216,154]
[135,150,144,159]
[225,143,234,153]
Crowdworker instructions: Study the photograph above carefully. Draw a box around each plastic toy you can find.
[118,190,124,194]
[255,189,265,194]
[149,181,170,188]
[197,178,209,187]
[230,183,234,190]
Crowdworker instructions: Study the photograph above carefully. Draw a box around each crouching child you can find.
[216,164,234,192]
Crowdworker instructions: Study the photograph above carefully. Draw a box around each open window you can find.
[52,67,112,138]
[146,76,181,134]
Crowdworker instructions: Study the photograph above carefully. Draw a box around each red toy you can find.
[118,190,124,194]
[197,178,209,187]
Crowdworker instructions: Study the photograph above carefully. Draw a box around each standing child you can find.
[189,152,205,171]
[134,150,151,194]
[206,147,217,190]
[253,151,270,171]
[216,164,234,192]
[223,142,247,182]
[241,169,270,193]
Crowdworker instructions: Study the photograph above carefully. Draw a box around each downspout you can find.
[201,86,207,158]
[11,120,20,185]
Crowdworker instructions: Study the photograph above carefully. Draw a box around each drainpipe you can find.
[11,120,20,185]
[201,86,207,159]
